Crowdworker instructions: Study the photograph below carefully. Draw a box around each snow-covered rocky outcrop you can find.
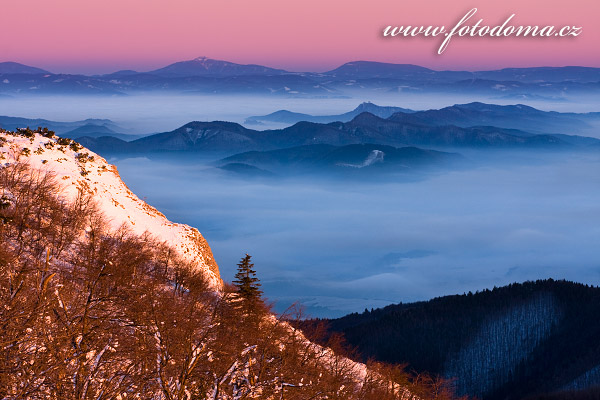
[0,129,221,288]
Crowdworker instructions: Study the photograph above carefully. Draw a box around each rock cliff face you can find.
[0,129,221,287]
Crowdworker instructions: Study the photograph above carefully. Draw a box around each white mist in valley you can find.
[2,93,600,135]
[110,150,600,317]
[5,91,598,317]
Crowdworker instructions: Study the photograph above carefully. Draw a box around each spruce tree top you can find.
[232,253,263,306]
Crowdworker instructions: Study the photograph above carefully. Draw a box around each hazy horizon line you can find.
[2,56,600,77]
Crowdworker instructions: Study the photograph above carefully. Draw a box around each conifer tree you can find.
[232,253,263,315]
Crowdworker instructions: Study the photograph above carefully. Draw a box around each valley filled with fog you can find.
[110,150,600,317]
[2,86,598,317]
[2,76,599,317]
[2,92,600,134]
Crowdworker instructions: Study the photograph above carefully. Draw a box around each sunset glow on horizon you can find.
[3,0,599,74]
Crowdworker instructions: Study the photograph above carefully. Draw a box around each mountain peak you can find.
[354,101,375,110]
[180,120,249,131]
[149,57,288,77]
[350,111,385,125]
[352,102,412,115]
[190,56,219,66]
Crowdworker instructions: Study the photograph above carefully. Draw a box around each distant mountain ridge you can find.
[75,100,600,157]
[245,102,414,125]
[244,101,600,138]
[388,102,600,137]
[79,110,570,157]
[147,56,289,77]
[0,115,143,141]
[324,61,473,81]
[62,123,144,141]
[0,115,119,134]
[5,59,600,82]
[2,58,599,96]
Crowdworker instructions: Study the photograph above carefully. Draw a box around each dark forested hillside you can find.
[302,281,600,400]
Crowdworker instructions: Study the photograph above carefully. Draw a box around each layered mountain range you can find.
[244,102,415,125]
[38,100,592,178]
[75,102,600,156]
[4,100,597,179]
[1,58,599,97]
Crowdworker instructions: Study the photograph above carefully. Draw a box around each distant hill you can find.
[0,61,49,74]
[127,120,256,152]
[0,115,122,135]
[76,136,131,153]
[63,123,142,141]
[388,102,600,137]
[244,102,414,125]
[0,115,144,143]
[324,61,473,82]
[148,56,288,77]
[218,143,463,176]
[99,69,140,77]
[303,280,600,400]
[245,102,600,141]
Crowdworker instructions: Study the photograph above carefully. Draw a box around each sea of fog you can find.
[109,151,600,318]
[3,92,599,317]
[2,92,600,134]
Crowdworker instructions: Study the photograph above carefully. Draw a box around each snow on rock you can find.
[0,130,222,288]
[337,149,385,168]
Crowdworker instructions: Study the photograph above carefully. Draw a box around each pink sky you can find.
[2,0,599,74]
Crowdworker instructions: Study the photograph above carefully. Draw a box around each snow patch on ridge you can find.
[337,150,385,168]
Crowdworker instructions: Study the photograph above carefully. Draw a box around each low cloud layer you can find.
[112,150,600,317]
[2,93,600,135]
